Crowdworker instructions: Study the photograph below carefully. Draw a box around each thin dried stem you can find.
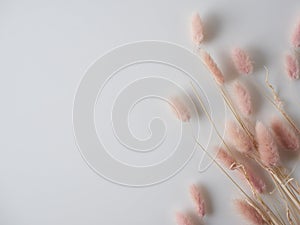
[264,67,300,135]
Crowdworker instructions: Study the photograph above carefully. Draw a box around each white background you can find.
[4,0,300,224]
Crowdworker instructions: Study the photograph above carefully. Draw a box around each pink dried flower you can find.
[216,147,236,169]
[244,167,266,194]
[169,96,191,122]
[232,81,253,117]
[235,199,265,225]
[255,121,280,167]
[175,212,193,225]
[291,20,300,48]
[270,117,300,151]
[200,49,225,86]
[226,121,253,154]
[285,54,299,80]
[189,184,205,218]
[191,13,204,46]
[231,48,253,75]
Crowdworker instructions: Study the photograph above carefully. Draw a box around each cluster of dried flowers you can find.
[175,185,206,225]
[170,12,300,225]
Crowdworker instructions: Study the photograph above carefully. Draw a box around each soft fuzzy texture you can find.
[243,117,255,135]
[235,199,265,225]
[200,49,225,86]
[232,81,253,117]
[231,48,253,75]
[255,121,280,167]
[169,97,191,122]
[270,117,300,151]
[226,121,253,154]
[216,147,236,169]
[245,167,266,194]
[291,20,300,48]
[189,184,205,218]
[285,54,299,80]
[175,212,193,225]
[191,13,204,45]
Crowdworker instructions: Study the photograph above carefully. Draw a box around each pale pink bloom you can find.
[189,184,205,218]
[175,212,193,225]
[200,49,225,86]
[231,48,253,75]
[216,147,236,169]
[270,117,300,151]
[169,96,191,122]
[285,54,299,80]
[191,13,204,45]
[226,121,253,154]
[255,121,280,167]
[232,81,253,117]
[291,20,300,48]
[235,199,265,225]
[244,167,266,194]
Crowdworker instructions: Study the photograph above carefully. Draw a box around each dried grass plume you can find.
[216,147,236,169]
[175,212,193,225]
[169,96,191,122]
[235,199,265,225]
[255,121,280,167]
[285,53,299,80]
[189,184,206,218]
[191,13,204,46]
[271,116,300,151]
[232,81,253,117]
[200,49,225,85]
[226,121,253,154]
[291,20,300,48]
[245,167,266,194]
[231,48,253,75]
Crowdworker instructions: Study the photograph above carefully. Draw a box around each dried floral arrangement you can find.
[171,12,300,225]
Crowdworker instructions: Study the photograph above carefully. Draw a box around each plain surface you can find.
[4,0,300,224]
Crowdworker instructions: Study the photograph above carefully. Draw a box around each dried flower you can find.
[270,117,300,151]
[232,81,253,117]
[245,167,266,194]
[231,48,253,75]
[226,121,253,154]
[291,20,300,48]
[255,121,280,167]
[191,13,204,46]
[189,184,205,218]
[175,212,193,225]
[285,54,299,80]
[169,96,191,122]
[200,49,225,86]
[216,147,236,169]
[235,199,265,225]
